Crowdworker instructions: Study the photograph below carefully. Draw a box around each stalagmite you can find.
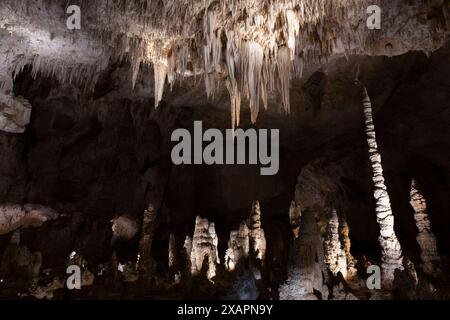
[183,235,193,275]
[138,204,157,276]
[288,200,302,238]
[168,233,176,270]
[224,201,267,271]
[279,210,327,300]
[224,222,250,271]
[410,179,440,274]
[324,209,347,279]
[189,216,220,281]
[0,204,59,235]
[339,220,357,279]
[247,201,266,262]
[358,80,403,287]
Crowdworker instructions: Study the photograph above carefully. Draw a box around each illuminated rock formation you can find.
[183,235,193,274]
[247,201,266,262]
[410,179,440,274]
[225,222,250,271]
[324,209,347,279]
[138,204,157,276]
[189,216,220,281]
[339,220,357,279]
[225,201,267,271]
[1,1,447,127]
[358,80,403,287]
[279,210,327,300]
[0,204,59,235]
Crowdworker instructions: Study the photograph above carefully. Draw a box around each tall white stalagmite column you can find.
[359,82,403,287]
[410,179,440,274]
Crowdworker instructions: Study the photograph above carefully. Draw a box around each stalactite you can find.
[358,80,403,288]
[2,0,446,128]
[138,204,156,276]
[154,61,168,108]
[276,46,292,114]
[245,42,264,124]
[190,216,219,281]
[410,179,440,274]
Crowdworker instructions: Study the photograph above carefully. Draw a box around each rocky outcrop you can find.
[410,179,440,274]
[0,204,59,235]
[0,93,32,133]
